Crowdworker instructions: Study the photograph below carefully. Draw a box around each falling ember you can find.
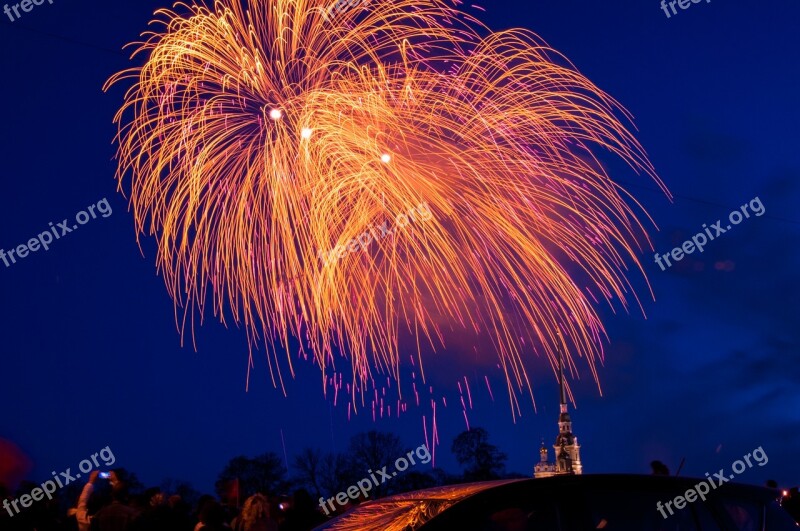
[105,0,667,419]
[431,399,439,466]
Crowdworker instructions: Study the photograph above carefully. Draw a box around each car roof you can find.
[313,479,519,531]
[313,474,776,531]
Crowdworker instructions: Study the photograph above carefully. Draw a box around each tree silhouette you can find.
[291,432,452,500]
[346,431,407,498]
[292,448,324,498]
[319,451,351,496]
[292,448,354,499]
[451,427,507,481]
[215,452,288,500]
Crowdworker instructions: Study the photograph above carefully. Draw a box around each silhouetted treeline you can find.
[217,427,518,502]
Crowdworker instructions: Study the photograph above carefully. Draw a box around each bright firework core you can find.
[105,0,668,427]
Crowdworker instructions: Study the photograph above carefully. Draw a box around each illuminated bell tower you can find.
[534,439,556,477]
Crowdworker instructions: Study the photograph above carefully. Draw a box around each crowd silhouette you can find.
[0,469,326,531]
[0,428,509,531]
[4,429,795,530]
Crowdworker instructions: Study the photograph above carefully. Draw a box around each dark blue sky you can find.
[1,0,798,495]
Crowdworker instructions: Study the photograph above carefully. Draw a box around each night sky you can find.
[1,0,798,496]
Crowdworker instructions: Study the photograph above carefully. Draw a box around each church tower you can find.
[534,350,583,477]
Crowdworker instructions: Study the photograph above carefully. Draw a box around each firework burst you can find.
[106,0,667,415]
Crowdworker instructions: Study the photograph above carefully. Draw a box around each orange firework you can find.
[105,0,667,414]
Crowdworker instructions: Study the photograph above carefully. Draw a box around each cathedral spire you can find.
[533,336,583,478]
[559,348,567,411]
